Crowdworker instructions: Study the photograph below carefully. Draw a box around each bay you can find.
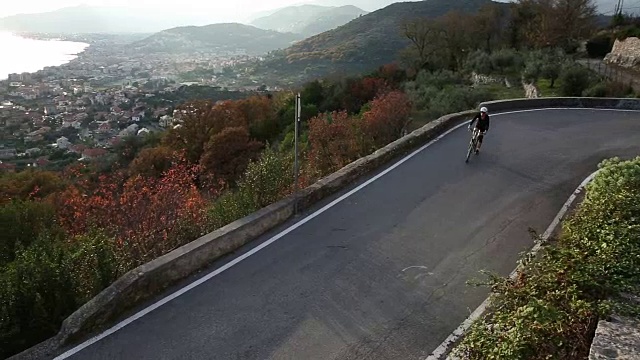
[0,32,89,80]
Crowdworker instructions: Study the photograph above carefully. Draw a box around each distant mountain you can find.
[253,0,504,82]
[308,0,411,12]
[251,5,368,37]
[0,5,225,34]
[129,23,303,55]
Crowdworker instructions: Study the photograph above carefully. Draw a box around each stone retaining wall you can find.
[604,37,640,68]
[589,292,640,359]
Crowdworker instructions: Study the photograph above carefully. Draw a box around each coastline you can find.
[0,32,90,81]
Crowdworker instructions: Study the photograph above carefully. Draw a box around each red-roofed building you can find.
[0,162,16,173]
[33,157,50,167]
[82,148,108,160]
[108,137,122,148]
[98,122,112,133]
[70,144,88,154]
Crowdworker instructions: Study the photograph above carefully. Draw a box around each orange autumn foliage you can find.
[363,90,413,148]
[305,90,412,183]
[55,156,208,263]
[306,110,368,179]
[162,100,248,163]
[200,127,264,185]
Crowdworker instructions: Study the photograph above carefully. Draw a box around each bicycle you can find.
[465,127,483,163]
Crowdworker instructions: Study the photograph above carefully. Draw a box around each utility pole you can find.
[615,0,624,16]
[614,0,624,25]
[294,93,301,215]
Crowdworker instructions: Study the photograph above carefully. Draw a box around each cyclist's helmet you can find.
[480,106,488,114]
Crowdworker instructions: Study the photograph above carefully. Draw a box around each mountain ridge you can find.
[128,23,303,55]
[250,4,368,37]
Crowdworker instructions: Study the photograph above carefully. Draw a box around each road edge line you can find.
[424,169,601,360]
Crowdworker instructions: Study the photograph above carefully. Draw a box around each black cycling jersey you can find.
[469,112,490,131]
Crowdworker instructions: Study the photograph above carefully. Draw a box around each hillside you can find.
[128,23,303,55]
[252,0,505,82]
[250,5,368,37]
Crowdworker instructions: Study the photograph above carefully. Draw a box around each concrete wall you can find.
[11,97,640,360]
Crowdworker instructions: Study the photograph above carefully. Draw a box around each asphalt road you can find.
[62,109,640,360]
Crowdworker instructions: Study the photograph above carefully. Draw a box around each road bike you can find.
[465,127,482,163]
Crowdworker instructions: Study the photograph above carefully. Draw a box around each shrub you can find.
[586,35,613,58]
[583,82,608,97]
[560,66,593,96]
[523,59,543,83]
[465,50,494,75]
[522,49,565,86]
[0,200,59,267]
[0,229,123,359]
[603,81,635,97]
[404,70,489,116]
[0,232,77,359]
[206,187,256,230]
[584,80,635,98]
[429,86,493,118]
[237,146,295,209]
[404,84,441,111]
[68,230,124,303]
[490,48,524,75]
[0,170,66,204]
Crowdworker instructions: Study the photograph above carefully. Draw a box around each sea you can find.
[0,32,89,80]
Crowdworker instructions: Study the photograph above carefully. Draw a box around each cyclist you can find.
[468,106,490,154]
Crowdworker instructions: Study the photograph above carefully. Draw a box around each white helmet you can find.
[480,106,488,113]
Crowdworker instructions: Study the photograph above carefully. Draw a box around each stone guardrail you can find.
[11,97,640,360]
[480,96,640,112]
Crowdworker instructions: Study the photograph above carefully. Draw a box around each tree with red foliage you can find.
[128,146,177,178]
[372,63,407,88]
[163,100,247,163]
[199,127,264,185]
[363,91,413,149]
[56,156,208,264]
[0,169,66,204]
[306,110,368,179]
[235,95,281,142]
[345,77,390,112]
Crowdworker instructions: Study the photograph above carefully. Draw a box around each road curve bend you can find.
[58,108,640,360]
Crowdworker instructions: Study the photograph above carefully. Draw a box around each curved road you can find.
[60,109,640,360]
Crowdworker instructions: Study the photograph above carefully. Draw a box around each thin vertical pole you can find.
[294,93,301,215]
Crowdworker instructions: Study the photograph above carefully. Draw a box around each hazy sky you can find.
[0,0,622,20]
[0,0,349,18]
[1,0,304,17]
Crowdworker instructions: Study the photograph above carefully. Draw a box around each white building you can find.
[159,115,175,128]
[56,136,72,149]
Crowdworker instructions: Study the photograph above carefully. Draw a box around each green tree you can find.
[560,65,592,96]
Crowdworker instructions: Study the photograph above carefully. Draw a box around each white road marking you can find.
[402,266,430,272]
[54,107,640,359]
[423,170,600,360]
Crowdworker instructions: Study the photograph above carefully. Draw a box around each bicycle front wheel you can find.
[465,140,474,163]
